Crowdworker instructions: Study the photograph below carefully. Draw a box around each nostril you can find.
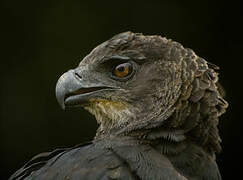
[75,72,82,80]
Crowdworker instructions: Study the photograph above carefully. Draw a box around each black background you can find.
[1,0,242,179]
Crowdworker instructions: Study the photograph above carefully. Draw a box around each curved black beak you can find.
[56,69,115,110]
[56,70,82,109]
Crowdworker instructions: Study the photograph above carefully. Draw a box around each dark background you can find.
[1,0,242,179]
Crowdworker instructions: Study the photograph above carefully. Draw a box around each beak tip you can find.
[56,100,66,110]
[60,103,66,110]
[56,91,66,110]
[55,69,80,110]
[56,80,66,110]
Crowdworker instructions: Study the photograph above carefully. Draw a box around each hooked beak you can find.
[55,69,114,110]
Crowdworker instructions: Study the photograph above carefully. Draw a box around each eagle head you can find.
[56,32,227,153]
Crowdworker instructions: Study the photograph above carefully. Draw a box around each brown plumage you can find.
[10,32,228,180]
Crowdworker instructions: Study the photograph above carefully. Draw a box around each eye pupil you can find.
[113,63,132,78]
[117,66,125,72]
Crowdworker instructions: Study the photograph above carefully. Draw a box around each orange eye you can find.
[113,63,132,78]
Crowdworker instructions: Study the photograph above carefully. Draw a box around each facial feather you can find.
[84,99,134,131]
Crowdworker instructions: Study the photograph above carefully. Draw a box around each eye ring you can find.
[112,62,133,79]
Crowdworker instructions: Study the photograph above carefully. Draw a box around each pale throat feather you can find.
[84,99,134,130]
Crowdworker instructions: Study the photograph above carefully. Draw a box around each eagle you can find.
[10,32,228,180]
